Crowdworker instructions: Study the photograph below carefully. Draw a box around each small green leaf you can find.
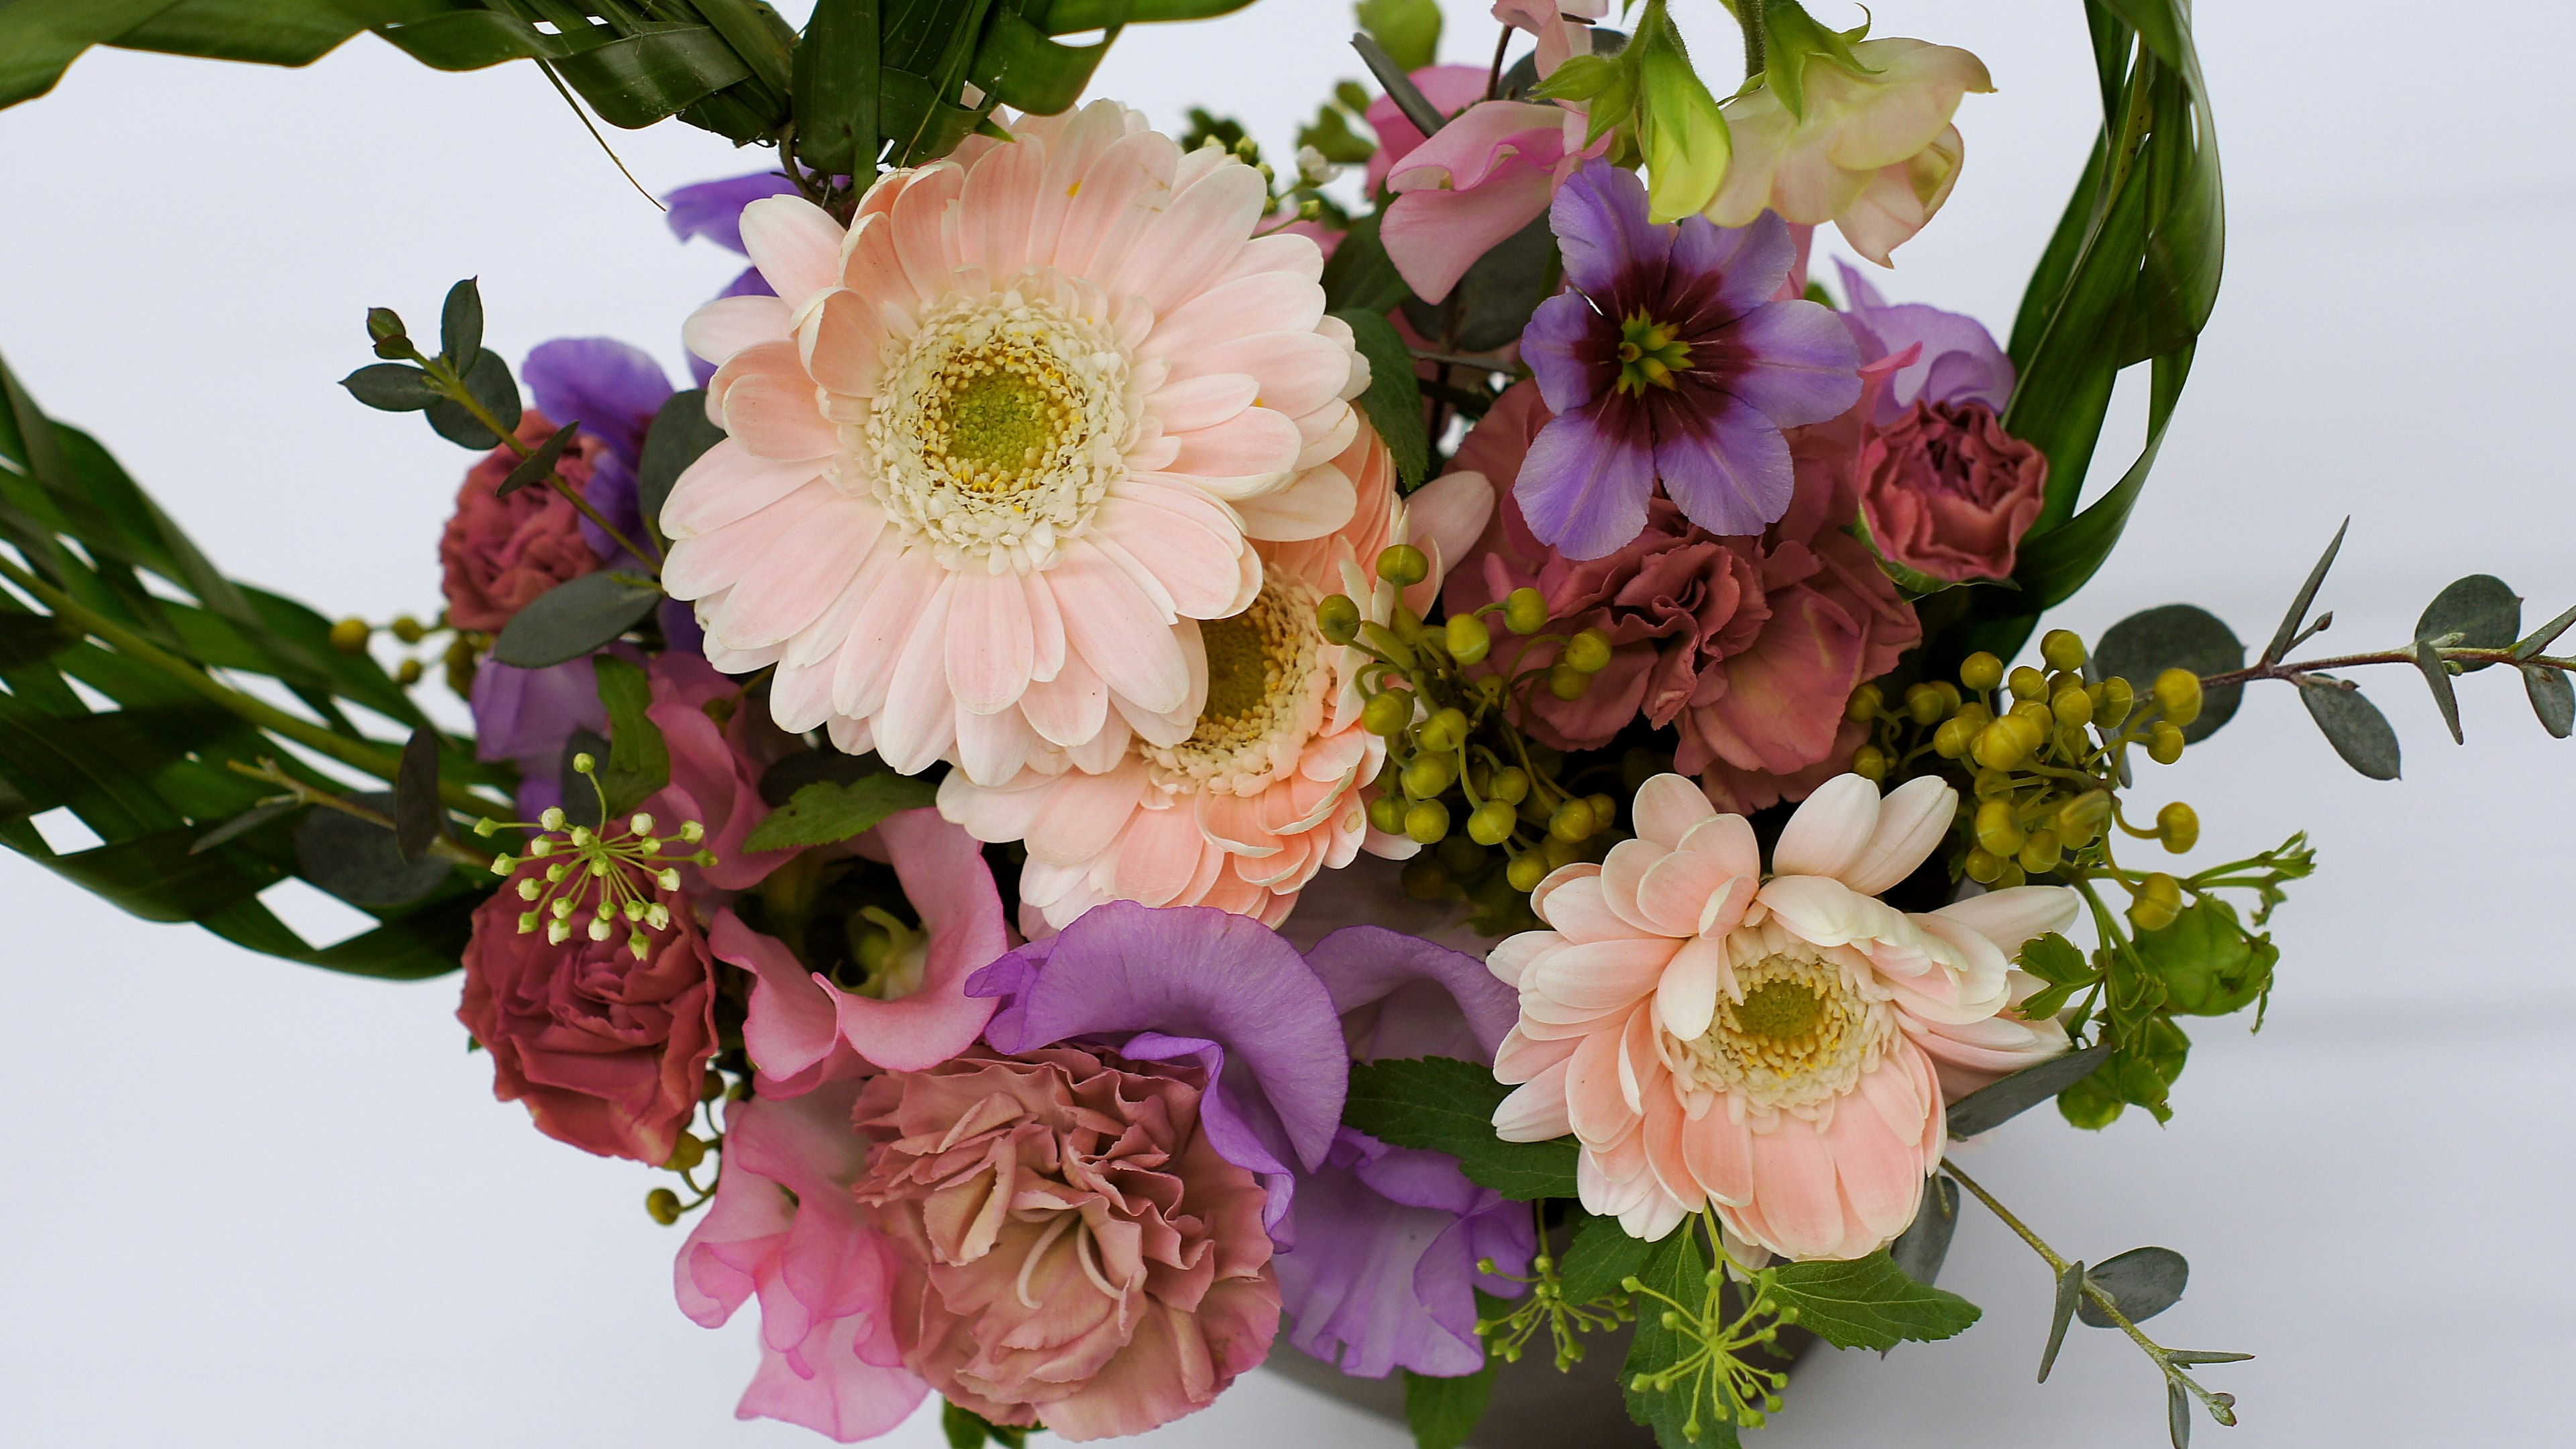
[1946,1043,2111,1138]
[2262,517,2346,665]
[2078,1246,2188,1328]
[591,653,670,818]
[743,774,940,853]
[439,277,483,370]
[791,0,879,176]
[189,797,298,855]
[1352,31,1444,139]
[2016,932,2090,985]
[1889,1175,1962,1291]
[1342,1057,1580,1201]
[1356,0,1442,72]
[1322,211,1414,317]
[1333,309,1430,492]
[938,1398,1026,1448]
[2512,601,2576,660]
[2132,898,2273,1017]
[1620,1226,1738,1448]
[339,362,441,412]
[2168,1379,2193,1448]
[2410,639,2464,745]
[2415,573,2520,671]
[1768,1250,1981,1352]
[2297,676,2400,779]
[1558,1212,1655,1305]
[2039,1258,2084,1383]
[2167,1349,2255,1366]
[2089,603,2243,743]
[491,572,663,669]
[425,348,522,449]
[393,724,443,863]
[1401,1362,1493,1449]
[294,793,452,908]
[2523,664,2573,739]
[496,419,581,498]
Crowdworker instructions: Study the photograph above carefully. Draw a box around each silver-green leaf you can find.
[2297,676,2400,779]
[2039,1258,2084,1383]
[2523,663,2573,739]
[490,572,663,668]
[2414,573,2520,671]
[2090,604,2243,742]
[2078,1246,2188,1327]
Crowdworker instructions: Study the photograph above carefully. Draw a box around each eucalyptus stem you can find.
[2201,645,2573,690]
[420,354,666,571]
[1941,1159,2242,1428]
[225,758,498,868]
[0,553,511,822]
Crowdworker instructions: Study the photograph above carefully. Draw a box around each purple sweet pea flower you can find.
[1275,927,1538,1379]
[522,339,674,572]
[1518,160,1862,559]
[470,654,608,818]
[666,173,798,382]
[1833,258,2015,423]
[966,902,1351,1234]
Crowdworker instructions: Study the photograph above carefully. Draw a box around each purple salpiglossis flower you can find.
[966,902,1350,1236]
[1833,258,2015,424]
[1518,159,1862,559]
[523,338,676,572]
[1274,927,1538,1379]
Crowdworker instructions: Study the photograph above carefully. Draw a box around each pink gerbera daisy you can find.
[1490,772,2075,1258]
[938,425,1494,933]
[660,101,1370,786]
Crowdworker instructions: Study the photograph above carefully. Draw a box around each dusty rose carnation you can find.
[457,877,716,1164]
[851,1046,1279,1442]
[1444,380,1919,810]
[439,410,609,633]
[1859,398,2046,583]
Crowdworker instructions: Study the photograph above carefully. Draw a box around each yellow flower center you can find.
[1142,575,1322,790]
[926,351,1079,496]
[1674,936,1889,1114]
[1615,311,1692,395]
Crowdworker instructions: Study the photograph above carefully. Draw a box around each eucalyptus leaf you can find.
[742,773,938,853]
[637,389,723,543]
[1768,1250,1981,1352]
[496,420,581,498]
[2513,601,2576,660]
[339,362,441,412]
[439,277,482,370]
[2088,602,2243,742]
[1342,1056,1579,1201]
[2039,1258,2084,1383]
[392,724,443,863]
[188,796,299,855]
[591,654,670,818]
[295,792,452,908]
[1333,309,1430,492]
[1890,1175,1962,1290]
[2410,640,2463,745]
[1401,1361,1493,1449]
[2169,1379,2194,1448]
[1946,1043,2112,1138]
[2263,517,2346,665]
[2523,664,2573,739]
[490,572,663,668]
[2078,1246,2188,1327]
[2415,574,2520,669]
[2297,677,2400,779]
[1352,31,1444,139]
[425,348,522,449]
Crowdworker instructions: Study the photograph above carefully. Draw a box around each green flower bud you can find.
[2057,790,2112,837]
[1932,716,1976,759]
[1548,798,1595,843]
[2051,686,2094,728]
[366,306,407,343]
[665,1134,706,1173]
[390,614,426,644]
[1316,592,1362,644]
[1851,744,1888,781]
[2041,629,2088,672]
[1960,651,2005,693]
[1368,792,1407,836]
[1963,846,2004,884]
[1506,851,1551,892]
[2008,665,2049,702]
[329,618,372,655]
[1972,767,2016,799]
[1992,860,2028,889]
[1845,683,1884,722]
[1419,706,1470,754]
[1503,587,1549,635]
[2153,667,2204,727]
[2130,872,2183,932]
[2157,800,2200,853]
[2147,720,2186,765]
[1362,690,1413,737]
[1972,721,2028,771]
[1563,628,1614,674]
[1403,798,1452,845]
[1401,753,1456,800]
[2099,676,2135,727]
[1468,800,1519,846]
[1377,543,1430,588]
[1974,800,2024,857]
[1548,663,1591,700]
[700,1071,726,1103]
[396,659,423,685]
[645,1187,682,1225]
[1445,612,1492,664]
[1904,682,1948,725]
[2017,828,2062,875]
[1489,766,1531,805]
[1438,831,1487,875]
[1633,7,1731,222]
[1585,792,1618,831]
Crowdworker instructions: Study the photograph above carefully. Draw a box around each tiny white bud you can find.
[646,903,671,930]
[488,855,515,875]
[516,911,539,933]
[527,837,553,857]
[589,858,608,877]
[680,820,705,843]
[540,807,566,831]
[570,826,594,848]
[588,916,612,942]
[629,812,654,836]
[550,898,573,920]
[628,930,649,961]
[547,919,571,945]
[657,867,682,891]
[474,818,499,837]
[516,877,541,900]
[623,899,645,923]
[572,751,596,774]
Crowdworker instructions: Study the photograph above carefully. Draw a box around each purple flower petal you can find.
[1717,300,1866,429]
[580,453,647,572]
[665,172,802,254]
[523,338,674,466]
[1654,400,1794,537]
[470,655,609,816]
[1519,290,1607,416]
[1550,158,1671,298]
[1515,407,1657,559]
[967,902,1350,1175]
[1670,209,1794,320]
[1834,258,2014,421]
[1301,926,1519,1065]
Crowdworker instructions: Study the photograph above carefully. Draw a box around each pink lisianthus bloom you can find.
[660,101,1368,789]
[723,808,1012,1094]
[675,1082,930,1442]
[438,410,607,633]
[938,424,1494,934]
[852,1045,1281,1441]
[1858,399,2047,584]
[1707,38,1994,266]
[1441,378,1919,812]
[1490,773,2075,1257]
[642,651,801,894]
[456,869,716,1165]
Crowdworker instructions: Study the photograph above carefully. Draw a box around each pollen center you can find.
[1615,311,1692,394]
[930,357,1076,494]
[1141,576,1323,790]
[1672,936,1890,1114]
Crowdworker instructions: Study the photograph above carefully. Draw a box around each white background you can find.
[3,3,2571,1446]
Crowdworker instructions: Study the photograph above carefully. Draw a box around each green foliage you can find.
[2058,1014,2190,1128]
[1400,213,1560,354]
[1322,211,1415,317]
[1401,1360,1493,1449]
[2298,678,2400,779]
[938,1397,1028,1449]
[1889,1175,1962,1288]
[490,572,665,669]
[1620,1226,1737,1449]
[1357,0,1442,72]
[1559,1212,1656,1306]
[2077,1246,2188,1328]
[1944,1040,2112,1138]
[1334,309,1430,492]
[1766,1250,1982,1352]
[2089,603,2243,743]
[590,654,672,819]
[637,390,723,547]
[296,791,455,908]
[743,773,941,853]
[2131,897,2273,1017]
[1341,1057,1580,1201]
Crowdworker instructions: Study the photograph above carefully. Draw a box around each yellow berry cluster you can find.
[331,608,484,694]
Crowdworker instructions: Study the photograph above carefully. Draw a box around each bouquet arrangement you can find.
[5,3,2571,1447]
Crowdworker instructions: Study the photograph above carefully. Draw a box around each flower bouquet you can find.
[5,3,2572,1448]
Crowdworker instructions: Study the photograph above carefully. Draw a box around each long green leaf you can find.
[792,0,883,176]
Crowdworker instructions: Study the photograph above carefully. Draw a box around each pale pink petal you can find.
[711,500,885,649]
[1166,406,1302,489]
[1025,759,1152,866]
[1771,773,1882,881]
[1113,802,1208,907]
[1527,936,1682,1012]
[1654,934,1727,1041]
[1493,1057,1574,1140]
[871,574,960,774]
[663,478,835,601]
[1630,772,1720,850]
[1756,874,1907,950]
[740,195,847,301]
[1534,876,1654,945]
[660,442,827,540]
[1053,129,1180,280]
[1145,372,1258,434]
[1487,930,1555,989]
[944,568,1036,715]
[800,289,882,398]
[1562,1022,1635,1144]
[1839,774,1957,895]
[949,699,1036,786]
[1931,884,2083,956]
[1169,331,1351,417]
[1743,1116,1844,1258]
[684,293,793,367]
[1233,461,1358,542]
[1597,838,1662,932]
[1633,848,1734,938]
[1053,543,1189,713]
[1680,1108,1755,1208]
[1118,160,1267,317]
[829,810,1008,1071]
[1018,649,1110,748]
[1146,270,1325,364]
[1677,813,1763,881]
[711,341,837,461]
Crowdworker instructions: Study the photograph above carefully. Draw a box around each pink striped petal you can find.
[866,574,959,774]
[659,442,826,541]
[1631,772,1719,850]
[1053,543,1189,713]
[1840,774,1957,895]
[1527,936,1682,1012]
[1654,934,1727,1041]
[1493,1057,1574,1140]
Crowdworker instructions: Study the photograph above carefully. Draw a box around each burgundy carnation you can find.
[1858,398,2047,583]
[851,1046,1279,1442]
[1444,380,1919,811]
[438,410,609,633]
[457,878,716,1165]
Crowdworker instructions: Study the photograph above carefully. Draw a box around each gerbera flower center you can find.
[868,280,1133,572]
[1140,576,1324,789]
[1615,311,1692,394]
[1672,938,1890,1114]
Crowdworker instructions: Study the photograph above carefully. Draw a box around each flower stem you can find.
[2200,645,2572,689]
[225,757,498,868]
[0,554,512,822]
[419,353,666,570]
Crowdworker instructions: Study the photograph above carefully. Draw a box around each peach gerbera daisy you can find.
[939,423,1493,933]
[660,101,1371,786]
[1490,772,2075,1258]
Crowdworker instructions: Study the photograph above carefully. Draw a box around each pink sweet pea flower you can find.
[726,808,1011,1094]
[641,652,800,894]
[675,1083,930,1442]
[1383,101,1606,304]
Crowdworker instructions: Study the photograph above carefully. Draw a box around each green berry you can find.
[1503,587,1548,635]
[1377,543,1430,588]
[1403,798,1452,845]
[1562,627,1613,674]
[1548,663,1589,701]
[1368,793,1407,835]
[1445,612,1491,665]
[1489,767,1530,805]
[1468,800,1518,846]
[1548,798,1595,843]
[1506,851,1550,891]
[1315,592,1362,643]
[1362,691,1412,737]
[2041,629,2088,672]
